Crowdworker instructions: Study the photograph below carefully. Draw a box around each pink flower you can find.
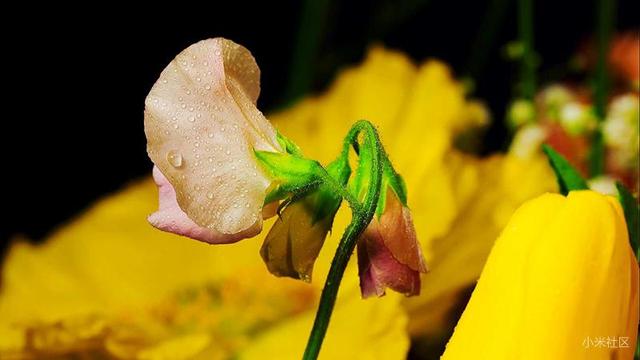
[357,189,428,298]
[144,38,282,243]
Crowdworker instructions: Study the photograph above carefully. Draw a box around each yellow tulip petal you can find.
[442,191,639,359]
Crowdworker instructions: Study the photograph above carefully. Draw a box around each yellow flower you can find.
[0,45,556,359]
[442,191,639,359]
[0,179,408,359]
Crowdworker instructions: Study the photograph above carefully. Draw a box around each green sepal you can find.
[311,157,350,224]
[255,151,322,203]
[349,130,375,202]
[542,144,589,196]
[372,157,408,218]
[616,182,639,260]
[383,159,407,205]
[276,131,304,157]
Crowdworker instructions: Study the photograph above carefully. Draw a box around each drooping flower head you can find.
[144,38,283,243]
[358,186,428,298]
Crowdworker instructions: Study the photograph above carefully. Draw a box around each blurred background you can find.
[2,0,638,254]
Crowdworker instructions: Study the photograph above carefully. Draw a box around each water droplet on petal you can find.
[167,150,183,168]
[207,192,214,200]
[205,84,211,90]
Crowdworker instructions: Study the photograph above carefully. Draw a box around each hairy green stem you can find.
[302,120,384,360]
[315,167,363,215]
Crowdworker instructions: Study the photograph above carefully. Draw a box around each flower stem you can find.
[588,0,615,177]
[302,120,384,360]
[518,0,535,100]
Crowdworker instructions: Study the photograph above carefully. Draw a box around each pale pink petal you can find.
[148,166,256,244]
[144,38,282,237]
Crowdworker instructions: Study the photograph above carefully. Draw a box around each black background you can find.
[3,1,638,255]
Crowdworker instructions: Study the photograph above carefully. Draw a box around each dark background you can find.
[3,1,638,254]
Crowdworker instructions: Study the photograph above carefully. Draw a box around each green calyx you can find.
[255,151,323,204]
[257,120,410,360]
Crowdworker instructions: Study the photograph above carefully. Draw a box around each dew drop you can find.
[207,192,214,200]
[181,104,187,109]
[189,116,195,122]
[167,150,183,168]
[205,84,211,90]
[225,150,231,155]
[208,133,214,138]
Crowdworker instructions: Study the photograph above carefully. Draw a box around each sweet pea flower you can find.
[144,38,283,243]
[357,188,428,298]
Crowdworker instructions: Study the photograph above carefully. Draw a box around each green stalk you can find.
[302,120,384,360]
[589,0,615,177]
[465,0,510,82]
[518,0,535,100]
[281,0,331,106]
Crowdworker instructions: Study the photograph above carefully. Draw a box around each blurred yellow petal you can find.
[241,289,408,360]
[404,151,557,337]
[0,177,408,359]
[442,191,639,359]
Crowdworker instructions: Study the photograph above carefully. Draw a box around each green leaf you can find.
[616,182,639,260]
[542,144,589,196]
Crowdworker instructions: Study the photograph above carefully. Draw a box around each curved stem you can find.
[316,168,363,215]
[302,120,384,360]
